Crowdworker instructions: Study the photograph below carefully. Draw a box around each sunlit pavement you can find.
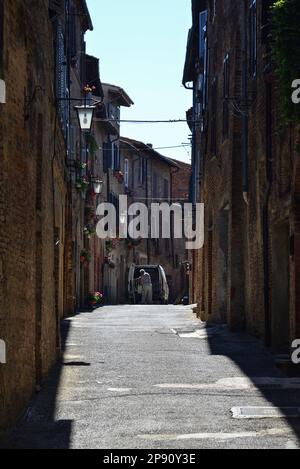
[1,305,300,449]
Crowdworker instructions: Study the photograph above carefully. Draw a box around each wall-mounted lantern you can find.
[91,178,103,195]
[75,105,96,132]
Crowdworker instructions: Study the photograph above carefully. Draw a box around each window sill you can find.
[0,79,6,104]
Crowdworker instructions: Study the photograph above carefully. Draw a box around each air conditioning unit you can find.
[0,79,6,104]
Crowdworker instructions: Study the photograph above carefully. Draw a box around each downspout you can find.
[146,159,150,264]
[107,134,120,201]
[242,0,249,204]
[263,83,273,347]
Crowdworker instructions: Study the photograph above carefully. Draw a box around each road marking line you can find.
[155,377,300,391]
[138,428,290,442]
[107,388,132,393]
[285,440,299,449]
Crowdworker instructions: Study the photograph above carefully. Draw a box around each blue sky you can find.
[86,0,192,163]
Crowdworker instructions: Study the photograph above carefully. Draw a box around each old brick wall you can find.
[0,0,66,432]
[193,0,300,350]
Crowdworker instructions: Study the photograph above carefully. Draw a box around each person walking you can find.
[139,269,153,305]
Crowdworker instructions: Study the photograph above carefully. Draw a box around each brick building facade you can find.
[183,0,300,352]
[0,0,68,432]
[119,138,191,303]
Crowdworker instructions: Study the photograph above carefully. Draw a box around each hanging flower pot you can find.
[83,84,96,94]
[84,225,96,239]
[113,170,124,184]
[76,176,90,191]
[75,161,88,171]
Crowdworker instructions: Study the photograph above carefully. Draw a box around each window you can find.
[103,142,112,173]
[55,18,69,138]
[199,11,208,66]
[113,144,120,170]
[249,0,257,78]
[69,3,77,61]
[223,54,230,140]
[124,159,129,187]
[203,34,209,110]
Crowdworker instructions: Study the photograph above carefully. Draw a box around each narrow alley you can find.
[2,306,300,450]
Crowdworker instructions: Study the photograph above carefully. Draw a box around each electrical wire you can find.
[97,144,191,152]
[97,118,201,125]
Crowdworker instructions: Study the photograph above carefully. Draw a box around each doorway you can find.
[218,209,229,322]
[271,223,290,351]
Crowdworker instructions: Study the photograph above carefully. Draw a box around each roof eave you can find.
[81,0,93,31]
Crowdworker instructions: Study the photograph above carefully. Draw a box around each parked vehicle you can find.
[128,264,169,304]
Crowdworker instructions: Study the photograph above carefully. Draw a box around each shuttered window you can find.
[55,19,69,139]
[113,144,120,170]
[69,5,77,60]
[199,11,207,65]
[103,142,112,173]
[139,157,146,185]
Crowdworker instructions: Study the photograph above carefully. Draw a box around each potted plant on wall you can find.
[113,170,124,184]
[83,225,96,239]
[76,176,90,191]
[80,249,91,267]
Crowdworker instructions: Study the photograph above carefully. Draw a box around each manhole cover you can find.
[232,407,300,419]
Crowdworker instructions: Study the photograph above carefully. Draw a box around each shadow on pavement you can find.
[0,320,73,449]
[207,324,300,444]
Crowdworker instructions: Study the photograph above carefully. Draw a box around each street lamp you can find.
[75,105,96,132]
[91,178,103,195]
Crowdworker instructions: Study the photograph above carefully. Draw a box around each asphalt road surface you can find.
[2,305,300,449]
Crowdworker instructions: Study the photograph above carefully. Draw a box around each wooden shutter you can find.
[114,145,120,170]
[103,143,112,173]
[69,5,77,59]
[55,19,68,136]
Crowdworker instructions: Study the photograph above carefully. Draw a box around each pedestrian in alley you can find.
[139,269,153,305]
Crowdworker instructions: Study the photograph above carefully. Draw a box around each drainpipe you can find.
[146,159,151,264]
[242,0,249,204]
[263,83,273,347]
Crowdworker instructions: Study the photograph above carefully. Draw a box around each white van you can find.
[128,264,169,304]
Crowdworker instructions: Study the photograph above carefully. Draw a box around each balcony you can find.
[94,104,119,137]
